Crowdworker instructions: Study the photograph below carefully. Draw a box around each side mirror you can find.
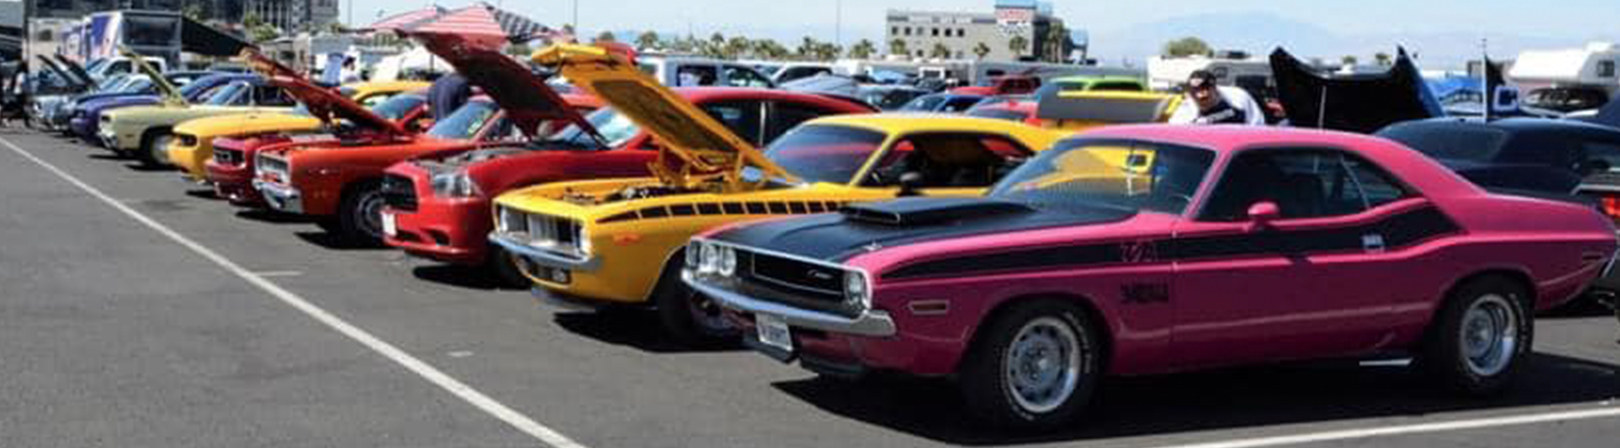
[1246,201,1280,232]
[898,172,925,197]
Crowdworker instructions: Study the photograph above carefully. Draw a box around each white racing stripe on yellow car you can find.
[0,135,590,448]
[1154,405,1620,448]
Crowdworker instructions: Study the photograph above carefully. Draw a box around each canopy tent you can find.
[365,6,448,33]
[1271,47,1443,134]
[400,2,551,49]
[369,46,451,81]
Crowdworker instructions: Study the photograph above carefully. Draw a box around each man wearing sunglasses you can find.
[1169,70,1266,125]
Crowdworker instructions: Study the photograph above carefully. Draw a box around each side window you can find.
[942,97,981,112]
[724,66,773,88]
[256,86,296,107]
[869,133,1030,188]
[700,100,765,145]
[764,102,836,143]
[676,65,719,86]
[1341,155,1415,209]
[1599,60,1616,78]
[109,61,131,75]
[1202,150,1393,221]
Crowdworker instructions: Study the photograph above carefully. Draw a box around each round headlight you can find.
[717,246,737,276]
[844,270,870,309]
[685,241,702,269]
[699,242,720,273]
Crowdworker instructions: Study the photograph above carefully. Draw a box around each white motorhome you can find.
[1508,42,1620,94]
[1147,53,1274,92]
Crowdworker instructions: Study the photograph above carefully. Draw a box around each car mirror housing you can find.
[1247,201,1281,231]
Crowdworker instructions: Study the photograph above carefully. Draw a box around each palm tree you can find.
[888,38,909,58]
[1008,35,1030,60]
[848,39,877,60]
[973,42,992,60]
[725,36,752,59]
[1374,52,1393,66]
[636,31,662,51]
[930,43,952,60]
[1042,22,1069,63]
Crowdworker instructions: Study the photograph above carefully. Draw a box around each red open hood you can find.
[241,50,409,137]
[411,32,600,141]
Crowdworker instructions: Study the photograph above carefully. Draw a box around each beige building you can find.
[884,0,1073,62]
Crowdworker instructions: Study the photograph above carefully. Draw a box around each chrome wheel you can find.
[151,135,174,166]
[1460,294,1518,377]
[1004,316,1084,414]
[355,190,387,240]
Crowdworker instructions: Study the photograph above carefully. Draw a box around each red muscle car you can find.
[383,88,876,285]
[254,34,604,245]
[685,125,1620,429]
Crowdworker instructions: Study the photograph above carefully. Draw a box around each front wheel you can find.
[135,132,173,168]
[489,247,531,289]
[652,258,737,346]
[336,181,387,247]
[1421,276,1533,396]
[960,300,1100,431]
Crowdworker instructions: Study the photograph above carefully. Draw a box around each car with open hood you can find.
[381,37,877,287]
[490,44,1063,344]
[100,51,300,167]
[70,72,258,144]
[166,52,430,182]
[252,38,603,246]
[686,125,1619,430]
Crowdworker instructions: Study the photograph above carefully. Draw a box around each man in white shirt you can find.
[1169,70,1267,125]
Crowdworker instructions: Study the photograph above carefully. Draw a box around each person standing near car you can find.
[427,73,471,121]
[1170,70,1267,125]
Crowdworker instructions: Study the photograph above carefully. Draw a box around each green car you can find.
[1034,76,1148,98]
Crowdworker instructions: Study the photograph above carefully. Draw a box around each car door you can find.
[1171,148,1412,369]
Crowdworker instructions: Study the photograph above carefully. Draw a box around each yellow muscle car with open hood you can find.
[101,51,299,168]
[166,51,429,181]
[490,44,1062,344]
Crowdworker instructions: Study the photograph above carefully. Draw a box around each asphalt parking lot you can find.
[1,127,1618,447]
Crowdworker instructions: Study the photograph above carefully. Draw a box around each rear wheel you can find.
[336,180,387,247]
[652,257,737,346]
[1421,276,1533,396]
[135,131,173,168]
[960,300,1100,431]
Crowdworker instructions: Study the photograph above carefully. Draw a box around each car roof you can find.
[1395,116,1620,138]
[804,113,1045,134]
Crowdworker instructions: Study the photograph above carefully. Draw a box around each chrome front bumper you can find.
[488,233,601,272]
[253,180,303,213]
[683,270,897,337]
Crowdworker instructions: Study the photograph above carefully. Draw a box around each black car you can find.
[1377,118,1620,200]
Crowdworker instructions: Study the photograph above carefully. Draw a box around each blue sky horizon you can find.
[346,0,1617,66]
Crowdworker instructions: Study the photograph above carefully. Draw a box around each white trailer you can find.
[1508,42,1620,94]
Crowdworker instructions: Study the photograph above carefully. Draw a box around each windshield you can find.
[122,78,154,93]
[1377,123,1507,162]
[96,75,128,91]
[746,124,887,184]
[544,107,641,149]
[178,78,223,99]
[371,94,425,121]
[992,138,1216,215]
[204,82,250,105]
[428,101,500,139]
[901,95,946,111]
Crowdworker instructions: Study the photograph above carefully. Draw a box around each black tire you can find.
[134,130,173,168]
[960,300,1101,431]
[1420,276,1533,396]
[335,180,387,247]
[652,256,738,346]
[489,246,531,289]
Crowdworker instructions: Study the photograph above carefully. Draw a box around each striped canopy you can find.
[366,6,447,33]
[405,2,550,49]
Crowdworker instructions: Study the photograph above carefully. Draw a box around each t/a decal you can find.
[1121,282,1170,305]
[1120,240,1159,263]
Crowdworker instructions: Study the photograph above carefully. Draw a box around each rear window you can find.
[1377,123,1508,162]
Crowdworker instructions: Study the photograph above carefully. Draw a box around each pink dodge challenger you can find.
[683,125,1620,430]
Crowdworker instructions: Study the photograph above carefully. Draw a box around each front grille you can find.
[497,206,584,256]
[744,251,846,303]
[214,148,245,167]
[381,175,418,212]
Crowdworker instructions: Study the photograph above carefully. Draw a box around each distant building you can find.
[884,0,1075,63]
[24,1,337,31]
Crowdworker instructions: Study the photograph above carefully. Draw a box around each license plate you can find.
[756,313,793,353]
[380,212,397,237]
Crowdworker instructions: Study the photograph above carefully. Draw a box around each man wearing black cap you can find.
[1169,70,1266,125]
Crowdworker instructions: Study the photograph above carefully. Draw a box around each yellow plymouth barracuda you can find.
[166,52,429,182]
[490,44,1063,344]
[101,51,300,168]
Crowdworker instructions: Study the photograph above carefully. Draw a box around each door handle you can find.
[1362,234,1387,253]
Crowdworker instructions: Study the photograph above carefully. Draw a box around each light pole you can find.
[835,0,843,48]
[572,0,579,31]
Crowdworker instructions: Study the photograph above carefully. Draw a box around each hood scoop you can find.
[842,197,1035,226]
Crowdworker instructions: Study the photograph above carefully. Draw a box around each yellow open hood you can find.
[532,44,794,190]
[119,45,184,106]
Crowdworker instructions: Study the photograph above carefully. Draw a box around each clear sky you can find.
[344,0,1616,59]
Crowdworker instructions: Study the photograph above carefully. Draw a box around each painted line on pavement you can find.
[1155,405,1620,448]
[0,135,588,448]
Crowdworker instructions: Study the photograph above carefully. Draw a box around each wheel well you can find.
[964,293,1113,373]
[140,127,172,146]
[644,246,690,302]
[339,177,382,202]
[1447,269,1537,308]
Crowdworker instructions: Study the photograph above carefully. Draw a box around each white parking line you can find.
[1154,406,1620,448]
[0,136,588,448]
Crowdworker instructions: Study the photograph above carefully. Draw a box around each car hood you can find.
[708,197,1137,262]
[243,49,407,137]
[534,44,794,189]
[423,145,532,170]
[83,95,161,111]
[120,46,186,105]
[414,33,595,141]
[175,112,322,136]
